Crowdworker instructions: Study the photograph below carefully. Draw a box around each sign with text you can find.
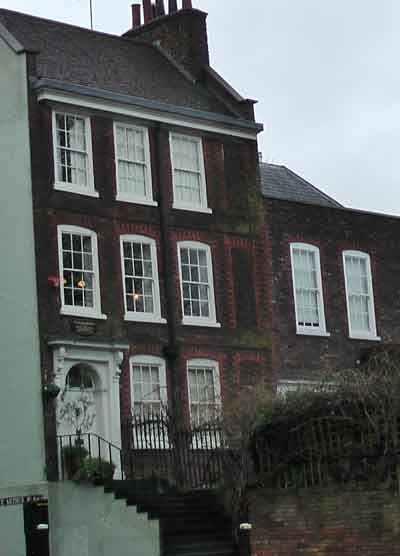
[0,495,46,507]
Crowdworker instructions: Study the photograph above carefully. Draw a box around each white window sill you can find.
[60,307,107,320]
[296,329,331,338]
[116,195,158,207]
[54,182,99,198]
[182,319,221,328]
[349,334,381,342]
[124,314,167,324]
[172,204,212,215]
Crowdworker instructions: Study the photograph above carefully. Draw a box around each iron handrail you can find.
[57,432,125,481]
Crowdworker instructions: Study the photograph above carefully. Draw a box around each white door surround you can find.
[49,339,129,450]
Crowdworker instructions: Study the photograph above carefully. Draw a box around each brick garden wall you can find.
[250,488,400,556]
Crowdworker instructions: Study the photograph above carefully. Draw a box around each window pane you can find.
[55,113,89,187]
[123,240,156,315]
[132,362,163,417]
[188,366,219,426]
[180,246,212,320]
[292,247,322,329]
[345,254,373,333]
[116,125,149,199]
[172,135,205,208]
[60,231,96,310]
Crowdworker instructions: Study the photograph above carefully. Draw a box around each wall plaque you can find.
[71,320,97,336]
[0,495,46,507]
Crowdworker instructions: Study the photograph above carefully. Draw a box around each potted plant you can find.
[61,443,88,479]
[74,457,116,486]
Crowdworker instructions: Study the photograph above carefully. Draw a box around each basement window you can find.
[187,360,221,427]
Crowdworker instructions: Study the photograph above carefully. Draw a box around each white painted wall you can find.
[0,32,46,556]
[48,483,160,556]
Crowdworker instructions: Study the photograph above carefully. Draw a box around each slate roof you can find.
[260,162,343,208]
[0,8,233,116]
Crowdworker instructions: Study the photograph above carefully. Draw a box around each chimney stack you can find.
[125,0,208,79]
[131,4,141,27]
[143,0,153,23]
[168,0,178,14]
[155,0,165,16]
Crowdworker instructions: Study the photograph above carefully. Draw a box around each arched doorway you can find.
[57,363,100,438]
[50,340,126,462]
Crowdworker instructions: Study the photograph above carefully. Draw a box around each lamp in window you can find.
[77,279,86,289]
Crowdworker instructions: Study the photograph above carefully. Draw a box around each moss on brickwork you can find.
[229,328,271,350]
[247,187,265,234]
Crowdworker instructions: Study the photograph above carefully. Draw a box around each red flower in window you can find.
[48,275,61,288]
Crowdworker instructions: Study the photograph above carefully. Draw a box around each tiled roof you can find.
[0,8,232,115]
[260,162,343,208]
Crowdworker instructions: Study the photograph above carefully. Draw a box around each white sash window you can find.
[290,243,328,336]
[53,112,97,197]
[170,133,211,213]
[343,251,379,340]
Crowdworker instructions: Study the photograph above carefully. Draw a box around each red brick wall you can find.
[27,95,271,474]
[265,197,400,382]
[250,488,400,556]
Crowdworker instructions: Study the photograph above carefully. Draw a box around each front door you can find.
[57,363,99,439]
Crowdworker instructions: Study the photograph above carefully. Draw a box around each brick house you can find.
[0,2,268,554]
[261,161,400,390]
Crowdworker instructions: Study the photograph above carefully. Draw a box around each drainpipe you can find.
[155,124,181,419]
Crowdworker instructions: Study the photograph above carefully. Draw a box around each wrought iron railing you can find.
[57,432,125,481]
[122,412,225,490]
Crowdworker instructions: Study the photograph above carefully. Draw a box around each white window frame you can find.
[290,242,329,337]
[130,355,168,449]
[52,110,97,197]
[113,122,156,206]
[130,355,168,413]
[342,250,380,341]
[177,241,220,328]
[120,234,166,324]
[57,225,106,319]
[169,132,211,214]
[277,380,320,396]
[187,359,222,424]
[187,359,222,449]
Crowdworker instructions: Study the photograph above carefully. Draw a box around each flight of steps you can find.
[106,480,240,556]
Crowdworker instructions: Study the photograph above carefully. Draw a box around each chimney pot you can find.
[143,0,153,23]
[182,0,192,8]
[168,0,178,13]
[155,0,165,16]
[131,4,141,27]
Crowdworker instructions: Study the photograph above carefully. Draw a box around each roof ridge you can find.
[0,7,153,48]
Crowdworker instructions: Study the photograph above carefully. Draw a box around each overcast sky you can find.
[3,0,400,215]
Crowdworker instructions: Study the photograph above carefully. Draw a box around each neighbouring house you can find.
[261,161,400,390]
[0,16,47,556]
[0,2,269,554]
